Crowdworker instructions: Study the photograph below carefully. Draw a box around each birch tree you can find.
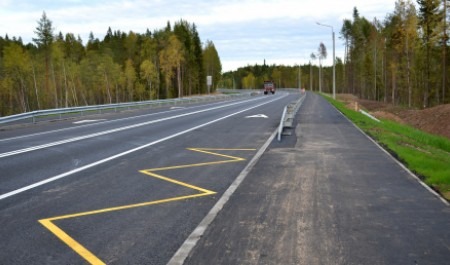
[318,42,327,93]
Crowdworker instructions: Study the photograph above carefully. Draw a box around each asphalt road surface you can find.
[184,92,450,265]
[0,92,296,264]
[2,91,449,265]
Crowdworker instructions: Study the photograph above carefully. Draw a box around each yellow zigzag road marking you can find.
[39,148,255,265]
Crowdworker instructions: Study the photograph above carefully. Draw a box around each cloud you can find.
[0,0,398,71]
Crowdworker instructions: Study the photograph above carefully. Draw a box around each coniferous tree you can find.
[33,11,55,107]
[203,40,222,92]
[418,0,441,107]
[2,14,222,116]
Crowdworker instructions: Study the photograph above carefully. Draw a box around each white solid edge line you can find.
[167,128,278,265]
[328,97,449,206]
[0,97,266,158]
[0,95,285,201]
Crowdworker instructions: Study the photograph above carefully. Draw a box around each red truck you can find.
[263,81,275,95]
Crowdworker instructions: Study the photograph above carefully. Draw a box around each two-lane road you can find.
[0,92,297,264]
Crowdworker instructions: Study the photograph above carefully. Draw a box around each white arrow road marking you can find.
[73,119,106,124]
[245,114,268,118]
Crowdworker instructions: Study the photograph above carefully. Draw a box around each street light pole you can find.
[316,22,336,99]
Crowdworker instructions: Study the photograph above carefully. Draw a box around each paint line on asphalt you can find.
[245,114,269,118]
[73,119,106,124]
[0,97,255,143]
[0,96,269,158]
[0,95,285,200]
[39,148,253,264]
[39,219,106,265]
[0,95,268,144]
[45,193,213,222]
[167,128,278,265]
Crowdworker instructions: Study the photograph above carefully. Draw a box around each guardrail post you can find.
[277,106,287,142]
[277,93,306,142]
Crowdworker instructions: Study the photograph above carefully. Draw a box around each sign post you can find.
[207,76,212,94]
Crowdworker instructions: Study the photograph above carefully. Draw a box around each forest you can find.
[1,0,449,116]
[0,13,222,116]
[224,0,449,108]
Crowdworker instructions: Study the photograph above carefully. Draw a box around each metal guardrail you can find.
[277,93,307,141]
[359,109,381,122]
[0,93,250,126]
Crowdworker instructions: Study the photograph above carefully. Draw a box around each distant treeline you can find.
[0,12,222,116]
[221,62,343,92]
[224,1,450,108]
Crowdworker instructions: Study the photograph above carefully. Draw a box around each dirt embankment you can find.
[337,94,450,139]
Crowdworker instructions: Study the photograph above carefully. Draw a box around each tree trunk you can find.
[406,35,412,107]
[165,77,169,99]
[45,54,52,108]
[31,62,40,110]
[63,61,68,107]
[188,73,192,96]
[384,49,387,103]
[392,69,396,105]
[425,25,431,108]
[177,62,182,98]
[69,72,79,106]
[148,79,152,100]
[374,41,378,101]
[319,59,322,93]
[104,71,112,104]
[19,76,27,112]
[50,61,58,108]
[443,0,447,103]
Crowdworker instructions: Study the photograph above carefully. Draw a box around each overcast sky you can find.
[0,0,399,72]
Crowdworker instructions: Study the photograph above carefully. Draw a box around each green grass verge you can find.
[322,94,450,201]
